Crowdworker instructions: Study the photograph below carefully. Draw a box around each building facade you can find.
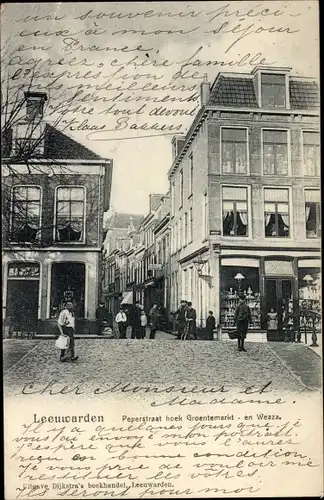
[2,92,113,334]
[169,67,320,335]
[102,195,172,320]
[102,212,144,316]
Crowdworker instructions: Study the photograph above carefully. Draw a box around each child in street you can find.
[140,310,148,339]
[206,310,216,340]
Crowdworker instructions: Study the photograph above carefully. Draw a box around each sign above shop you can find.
[8,262,40,278]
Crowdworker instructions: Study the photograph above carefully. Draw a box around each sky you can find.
[1,1,319,214]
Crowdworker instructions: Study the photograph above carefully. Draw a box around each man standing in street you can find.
[115,306,127,339]
[149,304,159,339]
[234,295,252,352]
[95,301,109,335]
[176,300,188,339]
[186,301,197,340]
[131,302,142,339]
[57,301,78,362]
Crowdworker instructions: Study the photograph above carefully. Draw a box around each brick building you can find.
[2,92,113,334]
[169,67,320,337]
[102,212,144,315]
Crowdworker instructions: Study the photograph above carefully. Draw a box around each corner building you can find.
[169,67,320,337]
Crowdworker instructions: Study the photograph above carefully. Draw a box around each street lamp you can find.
[193,253,207,276]
[234,273,245,295]
[193,253,208,328]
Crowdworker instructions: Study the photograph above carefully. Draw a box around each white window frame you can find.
[179,169,184,208]
[261,128,292,177]
[188,153,193,197]
[262,185,293,240]
[221,184,252,239]
[258,70,290,109]
[301,129,320,178]
[53,185,86,244]
[10,184,43,244]
[304,187,321,239]
[220,126,250,176]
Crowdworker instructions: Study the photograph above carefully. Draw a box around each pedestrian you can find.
[57,301,78,362]
[234,296,252,352]
[176,300,188,339]
[140,309,148,339]
[95,301,109,335]
[132,302,142,339]
[149,304,159,339]
[115,307,127,339]
[186,301,197,340]
[206,310,216,340]
[267,308,278,340]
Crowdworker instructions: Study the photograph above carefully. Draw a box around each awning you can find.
[121,291,133,305]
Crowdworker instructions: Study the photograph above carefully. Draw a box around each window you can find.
[263,130,288,175]
[189,207,193,243]
[184,212,188,246]
[261,73,286,108]
[11,186,41,242]
[179,170,184,207]
[222,186,248,237]
[55,187,85,242]
[189,154,193,196]
[202,192,208,239]
[305,190,321,238]
[264,188,290,237]
[303,132,320,176]
[171,181,175,216]
[221,128,247,174]
[12,123,44,157]
[179,217,182,249]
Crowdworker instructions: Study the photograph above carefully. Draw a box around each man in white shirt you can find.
[115,307,127,339]
[57,301,78,362]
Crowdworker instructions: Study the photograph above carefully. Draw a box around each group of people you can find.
[115,302,160,340]
[175,296,252,351]
[56,295,258,362]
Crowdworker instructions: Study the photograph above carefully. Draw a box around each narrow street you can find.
[3,336,321,398]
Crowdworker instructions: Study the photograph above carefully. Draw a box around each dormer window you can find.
[261,74,286,108]
[24,92,47,121]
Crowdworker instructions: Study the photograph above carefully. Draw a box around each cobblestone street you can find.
[4,333,321,398]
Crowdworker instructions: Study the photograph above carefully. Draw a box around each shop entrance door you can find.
[265,278,293,340]
[6,280,39,331]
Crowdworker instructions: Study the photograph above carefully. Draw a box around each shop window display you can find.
[298,268,321,333]
[221,267,261,329]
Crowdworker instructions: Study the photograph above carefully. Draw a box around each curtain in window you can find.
[280,214,289,228]
[238,211,248,226]
[305,205,311,222]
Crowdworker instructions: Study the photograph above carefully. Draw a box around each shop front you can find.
[297,259,321,344]
[219,256,321,341]
[220,258,261,331]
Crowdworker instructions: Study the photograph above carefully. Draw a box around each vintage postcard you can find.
[1,1,322,498]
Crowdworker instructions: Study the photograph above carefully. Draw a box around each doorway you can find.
[50,262,85,318]
[265,278,293,340]
[6,280,39,331]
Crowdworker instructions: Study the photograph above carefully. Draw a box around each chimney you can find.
[149,194,163,212]
[24,91,47,121]
[171,135,186,162]
[200,74,210,106]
